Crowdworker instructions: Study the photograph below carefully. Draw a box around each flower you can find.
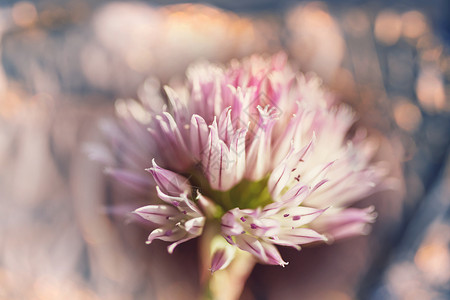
[98,52,386,273]
[133,160,205,253]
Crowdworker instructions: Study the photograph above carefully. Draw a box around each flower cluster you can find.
[100,53,385,272]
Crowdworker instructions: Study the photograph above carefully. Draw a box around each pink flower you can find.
[99,52,386,272]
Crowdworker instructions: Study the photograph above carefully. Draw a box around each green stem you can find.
[200,225,256,300]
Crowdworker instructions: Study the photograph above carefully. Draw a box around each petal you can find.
[234,235,288,267]
[167,236,197,254]
[163,85,186,123]
[221,209,244,236]
[271,112,302,165]
[261,201,284,216]
[279,183,309,206]
[201,119,220,185]
[152,113,191,170]
[105,168,152,194]
[217,107,234,145]
[148,159,191,195]
[202,120,236,191]
[190,114,209,160]
[277,228,328,245]
[184,217,205,235]
[155,186,186,207]
[279,206,328,227]
[299,160,335,187]
[260,241,288,267]
[268,160,291,199]
[267,237,301,251]
[156,187,202,216]
[311,206,377,240]
[134,204,180,225]
[210,240,236,273]
[245,106,278,181]
[146,227,185,244]
[247,218,280,238]
[179,196,203,216]
[229,127,247,182]
[268,139,314,199]
[216,140,234,190]
[235,235,267,262]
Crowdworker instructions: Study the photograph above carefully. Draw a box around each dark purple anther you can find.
[283,213,290,217]
[250,224,257,229]
[240,217,246,222]
[292,215,301,221]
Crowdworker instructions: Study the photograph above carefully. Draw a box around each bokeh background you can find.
[0,0,449,299]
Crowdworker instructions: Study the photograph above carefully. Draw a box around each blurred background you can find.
[0,0,449,299]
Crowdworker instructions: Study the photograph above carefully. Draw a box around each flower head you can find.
[100,52,386,272]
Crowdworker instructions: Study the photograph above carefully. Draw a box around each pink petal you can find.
[260,241,288,267]
[268,161,291,199]
[155,186,186,207]
[312,206,377,240]
[221,209,244,236]
[278,228,328,245]
[147,159,191,195]
[245,106,278,180]
[235,235,266,261]
[184,217,205,235]
[210,245,236,273]
[280,206,328,227]
[280,183,309,206]
[133,205,180,225]
[190,114,209,161]
[104,168,152,194]
[147,227,185,244]
[228,127,247,184]
[217,107,234,145]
